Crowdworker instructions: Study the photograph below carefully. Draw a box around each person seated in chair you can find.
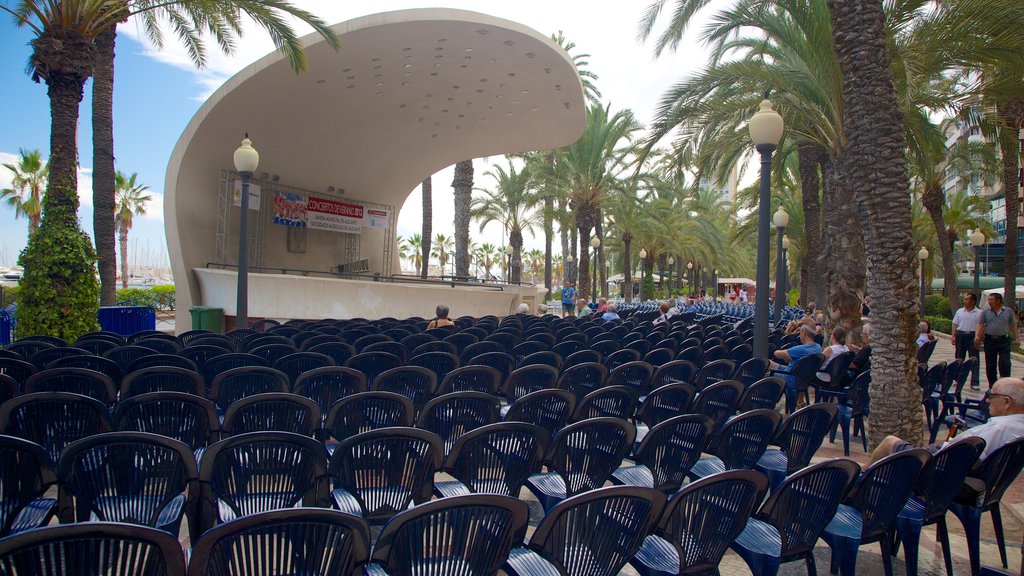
[769,325,822,397]
[601,303,620,322]
[575,299,592,318]
[869,377,1024,464]
[917,320,935,348]
[652,302,672,326]
[815,325,849,386]
[426,304,455,329]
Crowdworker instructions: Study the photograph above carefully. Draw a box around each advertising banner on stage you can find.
[272,191,308,227]
[363,208,391,229]
[233,180,261,210]
[307,196,364,234]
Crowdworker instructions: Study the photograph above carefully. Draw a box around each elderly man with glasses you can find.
[869,377,1024,464]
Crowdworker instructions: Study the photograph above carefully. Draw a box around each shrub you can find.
[924,294,952,319]
[16,220,100,341]
[150,285,175,310]
[115,285,176,311]
[925,315,952,334]
[0,285,20,309]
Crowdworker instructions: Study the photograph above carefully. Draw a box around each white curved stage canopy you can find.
[165,8,586,330]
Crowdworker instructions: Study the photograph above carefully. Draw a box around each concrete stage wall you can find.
[192,268,544,329]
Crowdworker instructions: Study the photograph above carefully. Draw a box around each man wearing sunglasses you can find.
[870,377,1024,463]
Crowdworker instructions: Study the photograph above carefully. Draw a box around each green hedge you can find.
[926,315,952,334]
[924,294,953,319]
[116,285,175,310]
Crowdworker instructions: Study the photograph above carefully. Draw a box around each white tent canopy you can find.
[607,273,668,283]
[717,277,755,286]
[981,286,1024,309]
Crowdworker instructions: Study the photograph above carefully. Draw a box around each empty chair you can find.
[552,339,584,358]
[0,392,112,463]
[689,409,783,480]
[830,371,872,456]
[557,362,608,399]
[187,508,370,576]
[328,427,443,522]
[370,494,529,576]
[372,366,437,410]
[517,351,562,372]
[503,364,560,403]
[562,349,602,371]
[526,417,635,511]
[734,357,770,387]
[134,337,182,355]
[702,344,728,363]
[693,359,735,391]
[822,449,931,576]
[56,432,197,535]
[272,351,335,387]
[198,431,328,532]
[512,340,548,361]
[460,341,505,363]
[505,486,666,576]
[46,356,118,383]
[635,382,698,436]
[71,338,119,356]
[415,391,500,454]
[325,391,415,442]
[201,352,268,390]
[675,345,703,367]
[502,389,576,439]
[362,341,409,363]
[641,347,675,368]
[125,353,198,374]
[0,374,16,405]
[0,522,186,576]
[572,385,638,421]
[345,351,402,386]
[178,345,230,371]
[465,351,515,382]
[435,422,547,498]
[690,380,744,430]
[0,358,36,388]
[612,414,714,494]
[28,346,89,371]
[298,334,341,352]
[410,340,458,357]
[625,339,652,356]
[222,393,321,436]
[120,366,203,398]
[128,331,177,345]
[0,435,57,536]
[400,333,437,351]
[209,366,289,413]
[248,343,298,365]
[7,340,54,361]
[103,345,155,371]
[755,403,839,490]
[114,392,219,453]
[352,333,393,352]
[738,376,786,412]
[604,348,642,370]
[437,365,502,395]
[728,343,754,366]
[308,341,357,365]
[408,351,460,384]
[607,360,654,393]
[630,470,769,576]
[590,339,621,357]
[24,367,116,405]
[730,459,860,576]
[293,366,367,421]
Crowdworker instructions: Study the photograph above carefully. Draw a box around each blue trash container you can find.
[97,306,156,337]
[0,310,10,347]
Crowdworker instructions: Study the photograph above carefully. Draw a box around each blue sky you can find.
[0,2,709,271]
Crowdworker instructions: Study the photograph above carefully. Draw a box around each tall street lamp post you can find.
[687,261,693,297]
[638,249,648,301]
[749,98,785,358]
[565,254,574,290]
[667,257,675,295]
[918,247,929,320]
[590,236,601,304]
[713,269,719,302]
[505,244,514,282]
[781,235,790,310]
[971,229,985,295]
[233,136,259,330]
[773,206,789,327]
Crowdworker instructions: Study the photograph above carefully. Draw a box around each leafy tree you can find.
[0,148,47,238]
[431,233,454,276]
[114,171,152,288]
[471,162,541,283]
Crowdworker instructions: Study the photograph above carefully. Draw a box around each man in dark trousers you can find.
[976,292,1018,388]
[952,292,983,389]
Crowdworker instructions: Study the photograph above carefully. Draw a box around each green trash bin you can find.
[189,306,225,333]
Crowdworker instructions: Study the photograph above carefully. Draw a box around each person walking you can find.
[976,292,1018,389]
[952,292,983,389]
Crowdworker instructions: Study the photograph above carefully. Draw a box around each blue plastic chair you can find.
[292,366,367,427]
[693,359,735,391]
[209,366,289,413]
[328,427,443,523]
[828,371,872,456]
[465,351,515,382]
[222,392,321,436]
[345,351,402,386]
[612,414,714,493]
[502,388,576,439]
[690,379,744,430]
[0,435,57,536]
[572,385,638,421]
[438,365,502,396]
[893,437,985,576]
[506,486,666,576]
[324,391,415,442]
[822,449,930,576]
[435,421,547,498]
[503,364,560,403]
[630,470,769,576]
[0,392,112,462]
[271,351,335,387]
[120,366,203,398]
[919,361,946,430]
[608,360,655,393]
[188,508,371,576]
[949,437,1024,576]
[775,353,825,414]
[415,391,500,454]
[734,357,770,387]
[731,459,861,576]
[368,494,529,576]
[635,382,698,443]
[755,403,838,490]
[649,360,697,391]
[114,391,219,455]
[371,366,437,410]
[408,351,460,384]
[738,377,785,412]
[557,362,608,399]
[526,417,635,511]
[23,367,117,406]
[688,409,782,480]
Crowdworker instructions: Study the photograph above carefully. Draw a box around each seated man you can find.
[575,299,592,318]
[870,377,1024,464]
[601,302,620,322]
[684,298,698,314]
[847,323,872,375]
[596,297,609,314]
[768,325,823,395]
[917,320,935,348]
[652,302,672,326]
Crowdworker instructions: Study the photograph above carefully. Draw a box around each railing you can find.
[205,263,536,291]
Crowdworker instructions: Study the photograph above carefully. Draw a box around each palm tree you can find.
[403,233,424,274]
[475,242,499,280]
[421,177,432,278]
[89,0,338,306]
[432,233,455,276]
[472,162,541,283]
[114,171,152,288]
[828,0,922,444]
[452,160,473,279]
[0,148,47,238]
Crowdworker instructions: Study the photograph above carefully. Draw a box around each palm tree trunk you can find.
[822,154,865,339]
[998,99,1023,313]
[829,0,923,445]
[119,224,129,289]
[452,160,473,278]
[576,211,593,301]
[623,234,633,302]
[510,228,524,283]
[595,209,607,297]
[92,26,118,307]
[798,143,825,308]
[544,195,553,301]
[569,224,578,288]
[420,177,432,278]
[922,183,959,308]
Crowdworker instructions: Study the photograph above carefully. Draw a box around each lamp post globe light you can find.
[686,261,693,296]
[667,256,675,295]
[713,269,719,302]
[970,229,985,295]
[638,248,648,301]
[918,246,929,321]
[749,97,784,358]
[505,244,514,282]
[565,253,574,289]
[781,235,790,311]
[590,237,601,304]
[233,136,259,330]
[773,206,789,326]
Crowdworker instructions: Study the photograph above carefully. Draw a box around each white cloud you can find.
[0,151,94,208]
[140,192,164,220]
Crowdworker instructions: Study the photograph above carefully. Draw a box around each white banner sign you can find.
[233,180,261,210]
[363,208,391,229]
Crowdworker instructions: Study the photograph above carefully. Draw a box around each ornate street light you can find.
[773,206,789,326]
[971,229,985,295]
[505,244,514,282]
[638,248,648,301]
[918,246,929,320]
[749,97,784,358]
[713,269,719,302]
[781,235,791,311]
[667,256,675,295]
[233,136,259,330]
[590,236,601,304]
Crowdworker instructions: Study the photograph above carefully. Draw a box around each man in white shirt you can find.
[870,377,1024,462]
[952,292,983,389]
